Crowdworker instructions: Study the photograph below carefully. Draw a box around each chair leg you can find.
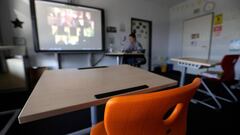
[221,82,238,102]
[200,81,238,103]
[196,79,222,110]
[193,78,239,110]
[197,89,232,102]
[0,109,20,135]
[191,79,222,110]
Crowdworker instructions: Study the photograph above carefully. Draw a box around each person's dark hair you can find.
[129,33,136,39]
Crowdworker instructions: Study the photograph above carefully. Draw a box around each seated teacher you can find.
[124,33,143,53]
[123,33,146,66]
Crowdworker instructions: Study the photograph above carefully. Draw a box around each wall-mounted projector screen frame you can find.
[30,0,105,52]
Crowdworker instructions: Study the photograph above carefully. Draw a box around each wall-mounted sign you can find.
[191,33,200,39]
[106,26,117,33]
[214,14,223,25]
[213,25,222,32]
[213,25,222,37]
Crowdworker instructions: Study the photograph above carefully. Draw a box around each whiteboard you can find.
[182,13,213,59]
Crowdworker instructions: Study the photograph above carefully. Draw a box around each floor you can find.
[0,70,240,135]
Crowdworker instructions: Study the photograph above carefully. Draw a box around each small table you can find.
[18,65,177,134]
[171,57,223,109]
[105,52,144,65]
[171,57,219,86]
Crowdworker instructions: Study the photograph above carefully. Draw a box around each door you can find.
[131,18,152,70]
[182,13,213,59]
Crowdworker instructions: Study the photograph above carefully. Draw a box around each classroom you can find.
[0,0,240,135]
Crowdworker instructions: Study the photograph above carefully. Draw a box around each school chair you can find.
[199,55,239,110]
[91,78,201,135]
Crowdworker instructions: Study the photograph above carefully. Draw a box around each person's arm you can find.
[123,44,132,53]
[136,42,144,53]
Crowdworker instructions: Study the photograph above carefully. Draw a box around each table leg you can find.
[90,106,97,125]
[180,67,187,86]
[120,56,123,64]
[179,67,198,104]
[116,56,120,65]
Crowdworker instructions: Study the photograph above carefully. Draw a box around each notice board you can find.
[182,13,213,59]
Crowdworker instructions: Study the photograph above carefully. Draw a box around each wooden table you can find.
[105,52,144,65]
[18,65,177,134]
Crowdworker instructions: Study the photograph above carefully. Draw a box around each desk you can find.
[171,57,223,109]
[0,46,26,134]
[105,52,144,65]
[0,46,26,72]
[171,57,219,86]
[0,46,27,91]
[18,65,177,134]
[0,46,17,72]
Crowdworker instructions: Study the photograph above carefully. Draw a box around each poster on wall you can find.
[213,25,222,37]
[214,14,223,25]
[213,14,223,37]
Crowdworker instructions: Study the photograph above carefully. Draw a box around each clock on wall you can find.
[203,1,216,12]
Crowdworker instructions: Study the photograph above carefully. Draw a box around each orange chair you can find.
[91,78,201,135]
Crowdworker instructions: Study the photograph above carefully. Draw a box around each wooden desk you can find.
[18,65,177,134]
[106,52,144,65]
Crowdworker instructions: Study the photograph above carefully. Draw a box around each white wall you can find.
[168,0,240,60]
[0,0,59,68]
[0,0,170,70]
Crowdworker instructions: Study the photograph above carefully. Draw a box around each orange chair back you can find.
[103,78,201,135]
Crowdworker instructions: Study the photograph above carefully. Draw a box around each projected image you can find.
[47,8,95,45]
[33,0,103,51]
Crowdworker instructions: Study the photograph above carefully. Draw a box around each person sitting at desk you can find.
[123,33,146,67]
[123,33,143,53]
